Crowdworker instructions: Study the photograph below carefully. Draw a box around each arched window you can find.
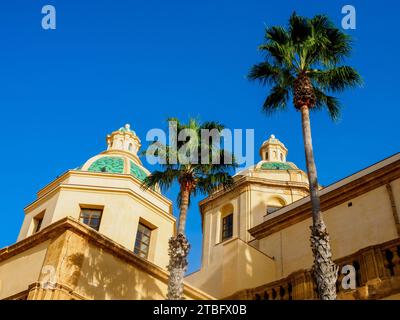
[280,153,283,161]
[267,206,280,215]
[266,197,286,215]
[128,143,133,152]
[265,151,269,160]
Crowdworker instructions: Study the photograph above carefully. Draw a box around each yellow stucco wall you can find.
[186,238,276,298]
[51,189,173,267]
[18,171,175,269]
[0,240,49,299]
[18,193,60,241]
[390,179,400,223]
[199,182,307,270]
[249,187,306,230]
[258,181,400,279]
[74,241,169,300]
[189,174,308,298]
[382,293,400,300]
[189,153,399,299]
[2,224,213,300]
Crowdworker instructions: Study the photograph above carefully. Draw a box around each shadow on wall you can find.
[189,243,235,298]
[252,196,286,227]
[186,237,277,299]
[67,246,166,300]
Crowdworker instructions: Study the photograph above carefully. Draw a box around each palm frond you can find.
[141,169,180,192]
[193,148,237,176]
[194,173,234,196]
[322,28,352,66]
[314,88,342,121]
[259,42,295,68]
[248,62,282,85]
[310,14,333,31]
[201,121,225,131]
[310,66,363,92]
[249,12,361,122]
[262,85,290,114]
[265,26,290,45]
[141,118,237,213]
[289,12,312,46]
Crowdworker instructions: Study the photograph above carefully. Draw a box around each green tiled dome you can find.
[130,161,147,181]
[261,162,294,170]
[88,157,124,173]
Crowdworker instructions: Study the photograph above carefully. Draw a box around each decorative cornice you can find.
[250,153,400,239]
[99,149,143,167]
[26,183,175,224]
[199,175,309,213]
[27,282,89,300]
[0,217,214,300]
[29,170,173,214]
[386,183,400,236]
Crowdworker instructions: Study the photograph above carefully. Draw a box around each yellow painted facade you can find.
[0,127,399,300]
[186,136,400,300]
[186,135,310,297]
[0,124,212,300]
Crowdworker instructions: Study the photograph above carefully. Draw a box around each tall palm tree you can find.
[142,118,236,300]
[248,13,362,300]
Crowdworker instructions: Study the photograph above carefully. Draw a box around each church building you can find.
[0,124,212,300]
[0,125,399,300]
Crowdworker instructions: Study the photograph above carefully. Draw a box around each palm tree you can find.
[248,13,362,300]
[142,118,236,300]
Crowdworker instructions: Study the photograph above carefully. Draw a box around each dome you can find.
[235,134,309,185]
[83,155,149,181]
[88,157,124,174]
[77,124,150,182]
[260,162,295,170]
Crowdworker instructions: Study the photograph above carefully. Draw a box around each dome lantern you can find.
[78,124,150,182]
[259,134,288,162]
[106,123,141,157]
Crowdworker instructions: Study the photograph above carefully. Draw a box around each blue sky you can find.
[0,0,399,273]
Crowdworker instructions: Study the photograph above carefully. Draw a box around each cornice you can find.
[0,217,214,300]
[26,182,175,223]
[99,149,143,167]
[199,175,309,212]
[250,154,400,239]
[30,170,173,213]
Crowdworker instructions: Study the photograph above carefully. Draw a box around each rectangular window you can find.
[33,211,45,234]
[34,216,43,233]
[266,206,281,215]
[222,214,233,241]
[79,208,103,231]
[134,223,152,259]
[35,218,43,233]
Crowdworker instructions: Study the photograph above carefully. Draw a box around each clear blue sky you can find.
[0,0,399,273]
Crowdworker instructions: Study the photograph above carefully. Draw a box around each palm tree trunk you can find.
[166,187,191,300]
[300,105,338,300]
[178,188,190,235]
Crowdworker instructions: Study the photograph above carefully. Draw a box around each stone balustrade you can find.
[227,237,400,300]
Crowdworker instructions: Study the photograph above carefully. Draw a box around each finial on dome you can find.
[270,134,275,139]
[125,123,130,130]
